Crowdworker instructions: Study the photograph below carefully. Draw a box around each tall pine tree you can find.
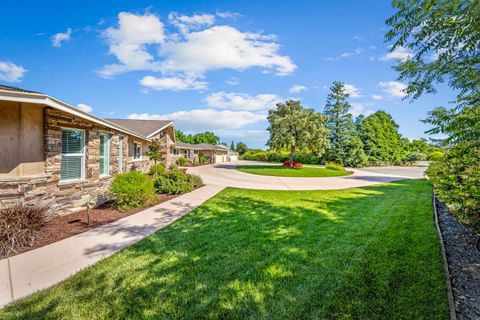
[324,82,367,167]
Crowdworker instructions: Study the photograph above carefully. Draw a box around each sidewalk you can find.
[0,185,224,307]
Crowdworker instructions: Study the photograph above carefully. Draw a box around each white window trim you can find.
[60,127,86,182]
[99,133,110,177]
[133,141,142,161]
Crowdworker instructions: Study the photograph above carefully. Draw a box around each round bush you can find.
[176,157,187,166]
[149,163,165,175]
[155,170,195,195]
[110,171,156,211]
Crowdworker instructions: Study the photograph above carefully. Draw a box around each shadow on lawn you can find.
[2,180,448,320]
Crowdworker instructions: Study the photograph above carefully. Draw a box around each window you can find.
[194,150,199,155]
[99,133,110,176]
[118,136,124,173]
[186,150,191,158]
[133,142,142,160]
[60,128,85,181]
[173,148,179,156]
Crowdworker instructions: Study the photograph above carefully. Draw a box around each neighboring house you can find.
[172,142,233,164]
[0,85,235,216]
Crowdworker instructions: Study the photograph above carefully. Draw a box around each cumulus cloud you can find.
[168,12,215,34]
[205,91,281,111]
[216,11,242,19]
[371,94,383,100]
[379,46,413,62]
[344,84,362,98]
[98,11,296,83]
[98,12,165,77]
[0,61,26,83]
[289,85,307,94]
[140,75,207,91]
[350,103,374,118]
[128,109,265,131]
[51,28,73,48]
[378,81,407,97]
[77,103,93,113]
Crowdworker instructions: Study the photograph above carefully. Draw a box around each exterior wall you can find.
[153,125,175,166]
[0,101,44,176]
[0,108,144,217]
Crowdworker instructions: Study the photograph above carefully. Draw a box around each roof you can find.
[106,119,173,138]
[0,85,150,141]
[174,141,229,151]
[0,84,42,94]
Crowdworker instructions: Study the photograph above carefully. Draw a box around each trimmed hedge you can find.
[325,162,346,172]
[242,150,320,164]
[155,170,200,195]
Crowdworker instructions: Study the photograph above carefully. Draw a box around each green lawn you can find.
[236,165,351,177]
[1,180,448,319]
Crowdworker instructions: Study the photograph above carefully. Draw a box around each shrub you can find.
[405,152,427,165]
[176,157,187,166]
[199,156,208,164]
[191,174,204,188]
[325,162,346,172]
[155,170,195,195]
[0,203,47,257]
[110,171,156,211]
[169,164,179,171]
[149,163,165,175]
[428,150,444,161]
[427,143,480,228]
[282,160,303,168]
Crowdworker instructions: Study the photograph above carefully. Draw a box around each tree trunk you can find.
[289,144,296,167]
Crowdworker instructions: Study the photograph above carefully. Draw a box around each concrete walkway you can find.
[0,185,224,307]
[0,161,423,308]
[186,160,420,190]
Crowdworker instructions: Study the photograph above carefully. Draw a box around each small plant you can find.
[155,170,195,195]
[110,171,156,211]
[282,160,302,168]
[199,156,208,164]
[149,164,165,175]
[191,174,204,188]
[325,162,346,172]
[0,203,48,257]
[146,141,164,176]
[176,157,187,166]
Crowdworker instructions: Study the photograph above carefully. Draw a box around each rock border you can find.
[433,191,457,320]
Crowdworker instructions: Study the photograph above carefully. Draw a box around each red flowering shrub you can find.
[282,160,303,168]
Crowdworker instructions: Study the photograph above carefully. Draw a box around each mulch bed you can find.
[435,197,480,320]
[2,194,176,260]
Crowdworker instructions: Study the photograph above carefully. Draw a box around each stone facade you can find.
[0,107,166,217]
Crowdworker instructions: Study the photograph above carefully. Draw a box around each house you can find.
[172,142,233,164]
[0,85,235,216]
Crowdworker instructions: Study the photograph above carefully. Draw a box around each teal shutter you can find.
[60,129,85,181]
[99,134,109,176]
[118,137,123,173]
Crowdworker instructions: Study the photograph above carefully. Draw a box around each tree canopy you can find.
[324,82,368,167]
[175,130,219,145]
[235,142,248,155]
[267,100,329,165]
[358,111,404,164]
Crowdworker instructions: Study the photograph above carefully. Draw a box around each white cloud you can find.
[0,61,26,83]
[216,11,242,19]
[77,103,93,113]
[51,28,72,48]
[128,109,265,131]
[350,103,374,118]
[371,94,383,100]
[325,47,364,61]
[168,12,215,34]
[98,12,165,78]
[99,12,296,85]
[378,81,407,97]
[379,46,413,62]
[343,84,362,98]
[289,85,307,94]
[353,35,364,42]
[205,91,281,111]
[140,75,207,91]
[159,25,296,76]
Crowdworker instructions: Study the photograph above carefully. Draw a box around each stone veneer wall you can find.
[0,108,156,217]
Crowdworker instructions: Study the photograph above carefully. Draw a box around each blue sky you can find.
[1,0,453,148]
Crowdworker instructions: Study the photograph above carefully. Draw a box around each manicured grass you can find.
[1,180,448,319]
[236,165,351,177]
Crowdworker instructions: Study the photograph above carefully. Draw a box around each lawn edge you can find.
[433,190,457,320]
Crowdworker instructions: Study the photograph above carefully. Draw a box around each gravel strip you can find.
[436,197,480,319]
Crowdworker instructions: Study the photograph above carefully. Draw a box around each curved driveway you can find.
[187,160,425,190]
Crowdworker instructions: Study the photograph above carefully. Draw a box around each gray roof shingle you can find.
[0,84,42,94]
[106,119,172,138]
